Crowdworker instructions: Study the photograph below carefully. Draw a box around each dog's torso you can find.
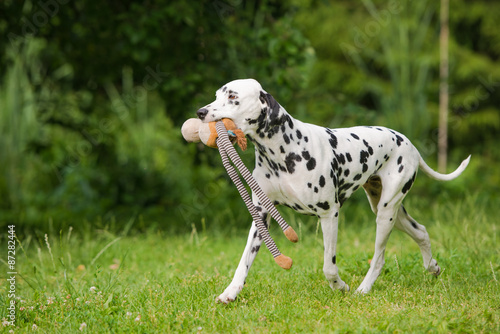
[249,120,418,217]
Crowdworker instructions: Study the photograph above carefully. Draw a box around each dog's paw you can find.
[328,280,350,293]
[341,283,350,292]
[216,285,243,304]
[431,265,441,277]
[427,259,441,277]
[355,285,371,295]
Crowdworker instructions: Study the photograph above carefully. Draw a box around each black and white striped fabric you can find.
[215,121,293,259]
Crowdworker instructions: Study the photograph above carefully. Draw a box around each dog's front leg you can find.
[320,211,350,292]
[217,216,267,303]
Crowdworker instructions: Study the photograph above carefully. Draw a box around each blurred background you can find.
[1,0,498,233]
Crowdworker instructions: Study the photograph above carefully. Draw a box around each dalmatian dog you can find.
[196,78,470,303]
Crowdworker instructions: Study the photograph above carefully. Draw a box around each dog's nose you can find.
[197,108,208,120]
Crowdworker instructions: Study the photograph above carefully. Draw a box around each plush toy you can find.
[181,118,298,270]
[181,118,247,150]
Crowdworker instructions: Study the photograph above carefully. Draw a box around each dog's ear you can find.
[259,91,281,127]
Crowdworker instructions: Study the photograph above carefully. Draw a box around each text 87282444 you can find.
[7,225,16,327]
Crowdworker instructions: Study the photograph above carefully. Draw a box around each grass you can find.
[1,193,499,333]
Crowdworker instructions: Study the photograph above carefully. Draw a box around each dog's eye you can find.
[228,94,236,100]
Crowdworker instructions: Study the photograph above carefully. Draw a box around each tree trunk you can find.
[438,0,449,173]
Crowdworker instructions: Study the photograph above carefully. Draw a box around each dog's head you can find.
[196,79,282,136]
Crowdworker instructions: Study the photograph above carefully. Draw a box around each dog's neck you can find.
[245,106,301,160]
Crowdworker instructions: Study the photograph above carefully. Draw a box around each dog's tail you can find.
[419,154,471,181]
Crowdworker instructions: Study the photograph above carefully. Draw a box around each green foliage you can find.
[0,37,233,228]
[0,38,47,217]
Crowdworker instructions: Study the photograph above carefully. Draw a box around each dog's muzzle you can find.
[197,108,208,120]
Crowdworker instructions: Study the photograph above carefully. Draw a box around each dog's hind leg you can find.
[394,205,441,276]
[357,175,405,294]
[356,206,398,294]
[217,213,270,304]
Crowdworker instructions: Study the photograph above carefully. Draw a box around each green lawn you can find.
[2,194,499,333]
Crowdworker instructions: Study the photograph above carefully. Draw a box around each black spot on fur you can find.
[351,133,360,140]
[286,115,294,129]
[395,135,404,146]
[339,182,353,192]
[283,133,290,144]
[280,146,285,154]
[360,150,369,164]
[302,150,311,160]
[331,159,339,172]
[332,256,336,265]
[307,183,312,188]
[314,187,318,193]
[336,153,346,165]
[397,156,403,165]
[319,175,326,187]
[398,165,404,173]
[296,130,302,139]
[284,152,302,173]
[306,158,317,171]
[328,133,338,149]
[260,91,281,128]
[316,201,330,210]
[402,172,416,194]
[410,219,418,229]
[329,138,337,149]
[353,174,362,181]
[338,194,346,207]
[363,140,374,155]
[346,153,352,162]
